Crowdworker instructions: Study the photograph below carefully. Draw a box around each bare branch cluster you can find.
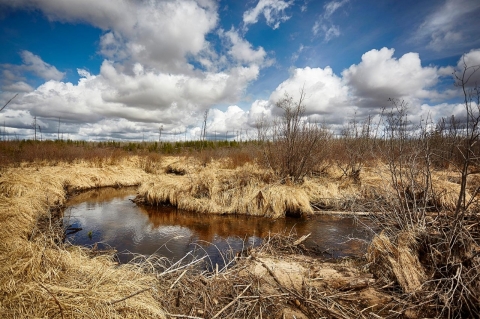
[257,89,331,183]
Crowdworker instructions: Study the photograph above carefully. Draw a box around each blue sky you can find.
[1,0,479,141]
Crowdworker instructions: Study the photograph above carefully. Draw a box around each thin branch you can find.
[211,284,251,319]
[0,94,18,112]
[38,282,65,319]
[166,313,204,319]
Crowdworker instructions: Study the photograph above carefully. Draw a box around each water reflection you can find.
[64,187,372,264]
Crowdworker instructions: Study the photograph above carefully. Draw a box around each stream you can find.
[63,187,373,265]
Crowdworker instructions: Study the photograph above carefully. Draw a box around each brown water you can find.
[64,187,373,264]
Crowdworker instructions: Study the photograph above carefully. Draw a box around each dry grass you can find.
[138,161,314,218]
[0,152,394,318]
[0,157,164,318]
[136,156,477,219]
[366,231,427,293]
[2,152,478,318]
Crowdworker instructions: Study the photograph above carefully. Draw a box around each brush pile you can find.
[366,215,480,318]
[156,232,394,319]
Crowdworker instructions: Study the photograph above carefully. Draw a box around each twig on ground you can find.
[107,287,151,305]
[38,282,65,319]
[211,284,251,319]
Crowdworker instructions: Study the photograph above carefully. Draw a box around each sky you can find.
[1,0,480,141]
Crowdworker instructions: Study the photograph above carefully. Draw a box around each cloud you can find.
[456,49,480,86]
[414,0,480,53]
[323,0,349,18]
[3,81,34,93]
[221,28,268,65]
[243,0,293,30]
[258,47,460,127]
[20,50,65,81]
[312,0,348,41]
[3,0,219,73]
[0,0,275,140]
[0,51,64,92]
[207,105,249,134]
[291,44,305,62]
[342,48,443,108]
[312,24,340,41]
[6,47,456,138]
[8,60,260,131]
[269,66,352,123]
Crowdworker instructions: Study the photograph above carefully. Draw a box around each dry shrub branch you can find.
[256,89,332,183]
[366,62,480,318]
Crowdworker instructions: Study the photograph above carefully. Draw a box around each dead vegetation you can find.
[137,159,315,218]
[1,151,479,318]
[156,232,394,319]
[0,158,163,318]
[1,64,480,318]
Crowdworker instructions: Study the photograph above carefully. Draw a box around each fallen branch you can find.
[293,233,311,246]
[160,256,207,277]
[211,284,251,319]
[169,269,188,290]
[313,210,372,216]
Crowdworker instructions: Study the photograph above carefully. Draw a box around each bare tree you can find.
[201,109,209,141]
[32,116,37,141]
[453,60,480,218]
[367,61,480,318]
[337,114,375,181]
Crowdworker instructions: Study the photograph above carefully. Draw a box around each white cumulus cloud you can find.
[3,0,219,73]
[269,66,352,122]
[342,48,442,108]
[221,28,269,65]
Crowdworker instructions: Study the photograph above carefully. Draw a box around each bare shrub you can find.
[367,62,480,318]
[257,90,331,183]
[336,115,376,181]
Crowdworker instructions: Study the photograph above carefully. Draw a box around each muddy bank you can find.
[157,233,395,319]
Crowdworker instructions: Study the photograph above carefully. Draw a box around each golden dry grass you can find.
[136,156,475,217]
[138,162,314,218]
[0,158,165,318]
[367,231,427,293]
[1,154,474,318]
